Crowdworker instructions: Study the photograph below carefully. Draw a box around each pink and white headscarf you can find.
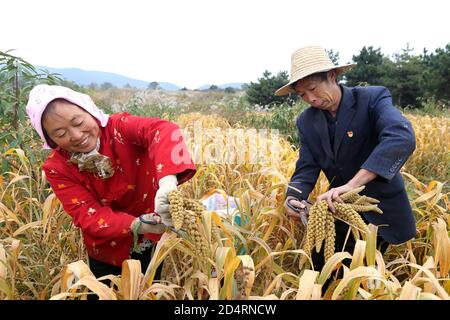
[25,84,109,149]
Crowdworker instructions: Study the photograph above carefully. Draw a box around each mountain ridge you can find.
[38,66,245,91]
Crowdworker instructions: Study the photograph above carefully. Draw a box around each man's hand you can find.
[317,169,376,212]
[316,183,354,213]
[154,175,178,227]
[284,196,311,225]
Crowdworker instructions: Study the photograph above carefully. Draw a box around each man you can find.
[276,46,417,272]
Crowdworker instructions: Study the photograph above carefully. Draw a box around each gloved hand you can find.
[154,175,178,227]
[132,213,166,234]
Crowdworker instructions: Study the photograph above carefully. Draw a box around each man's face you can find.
[294,72,341,113]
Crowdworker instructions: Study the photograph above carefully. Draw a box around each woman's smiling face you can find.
[42,99,100,153]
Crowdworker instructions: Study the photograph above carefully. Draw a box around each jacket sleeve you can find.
[43,164,136,247]
[285,115,321,201]
[111,113,196,185]
[361,87,416,181]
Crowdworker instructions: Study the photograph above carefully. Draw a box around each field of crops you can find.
[0,103,449,300]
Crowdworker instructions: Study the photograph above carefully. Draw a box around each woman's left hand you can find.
[316,183,354,213]
[154,175,178,226]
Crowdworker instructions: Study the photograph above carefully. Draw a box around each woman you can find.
[25,84,196,279]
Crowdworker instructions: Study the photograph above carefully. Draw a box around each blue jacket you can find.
[286,85,417,244]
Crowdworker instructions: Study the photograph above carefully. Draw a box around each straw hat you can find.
[275,45,356,96]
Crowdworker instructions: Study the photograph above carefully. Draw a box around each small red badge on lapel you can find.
[347,131,354,138]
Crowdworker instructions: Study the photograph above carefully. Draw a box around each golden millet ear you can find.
[168,190,211,260]
[168,190,184,230]
[303,187,382,263]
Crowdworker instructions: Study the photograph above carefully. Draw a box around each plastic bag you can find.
[201,192,239,217]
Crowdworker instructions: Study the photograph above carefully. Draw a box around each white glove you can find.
[154,175,178,227]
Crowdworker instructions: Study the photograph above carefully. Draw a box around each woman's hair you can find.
[41,98,68,149]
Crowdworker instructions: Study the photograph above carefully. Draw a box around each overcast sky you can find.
[2,0,449,89]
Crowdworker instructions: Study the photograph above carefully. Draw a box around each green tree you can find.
[209,84,219,91]
[345,46,388,87]
[224,87,235,94]
[148,81,160,90]
[326,48,347,82]
[245,70,297,108]
[386,44,425,107]
[326,49,340,64]
[422,43,450,101]
[100,82,114,90]
[88,82,99,90]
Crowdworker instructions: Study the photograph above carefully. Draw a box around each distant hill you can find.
[37,66,180,91]
[196,83,246,90]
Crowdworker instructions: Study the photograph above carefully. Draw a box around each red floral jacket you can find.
[43,112,196,266]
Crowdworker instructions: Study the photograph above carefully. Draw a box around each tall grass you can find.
[0,114,448,300]
[402,115,450,184]
[0,147,85,299]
